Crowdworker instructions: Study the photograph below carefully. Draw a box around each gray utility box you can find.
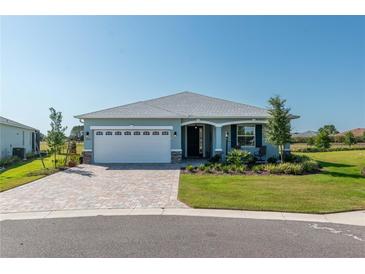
[13,147,26,159]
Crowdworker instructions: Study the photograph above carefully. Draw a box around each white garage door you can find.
[93,129,171,163]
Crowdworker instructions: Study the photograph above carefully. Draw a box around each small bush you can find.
[222,165,230,173]
[226,149,253,166]
[186,165,194,172]
[237,165,247,173]
[302,160,320,172]
[252,164,265,173]
[198,164,205,171]
[264,163,304,175]
[0,156,21,167]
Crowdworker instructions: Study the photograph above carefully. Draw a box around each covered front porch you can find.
[180,119,278,161]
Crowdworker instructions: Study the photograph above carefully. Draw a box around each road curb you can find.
[1,208,364,226]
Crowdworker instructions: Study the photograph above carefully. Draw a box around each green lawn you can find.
[179,150,365,213]
[0,155,67,192]
[1,142,84,192]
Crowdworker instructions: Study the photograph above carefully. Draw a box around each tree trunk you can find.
[280,145,284,162]
[54,148,57,168]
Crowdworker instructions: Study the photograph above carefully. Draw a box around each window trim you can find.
[236,125,256,148]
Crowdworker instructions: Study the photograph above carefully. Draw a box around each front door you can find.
[187,126,203,157]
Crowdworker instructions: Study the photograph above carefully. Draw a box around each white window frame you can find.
[237,125,256,148]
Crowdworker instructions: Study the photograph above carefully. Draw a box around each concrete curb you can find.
[1,208,364,226]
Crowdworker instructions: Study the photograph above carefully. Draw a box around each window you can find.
[96,131,103,135]
[143,131,150,135]
[133,131,141,135]
[237,125,255,147]
[152,131,159,135]
[124,131,131,135]
[161,131,169,135]
[105,131,113,136]
[115,131,122,135]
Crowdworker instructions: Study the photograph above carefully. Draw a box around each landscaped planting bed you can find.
[182,151,320,176]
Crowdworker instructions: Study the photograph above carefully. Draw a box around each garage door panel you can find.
[94,130,171,163]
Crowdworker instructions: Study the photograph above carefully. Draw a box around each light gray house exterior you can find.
[0,116,40,160]
[75,92,297,164]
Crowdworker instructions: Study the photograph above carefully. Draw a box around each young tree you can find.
[47,108,67,168]
[319,124,339,135]
[344,131,356,147]
[266,96,292,162]
[315,129,331,149]
[307,136,315,147]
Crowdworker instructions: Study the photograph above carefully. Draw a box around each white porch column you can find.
[214,126,223,154]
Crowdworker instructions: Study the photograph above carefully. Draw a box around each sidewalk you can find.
[1,208,364,226]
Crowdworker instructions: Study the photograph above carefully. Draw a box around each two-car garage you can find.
[92,127,172,163]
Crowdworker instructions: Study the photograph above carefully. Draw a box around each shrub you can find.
[236,165,247,173]
[302,160,320,173]
[186,165,194,172]
[222,165,230,173]
[226,149,253,166]
[264,163,304,175]
[209,154,221,163]
[0,156,21,167]
[198,164,205,171]
[286,154,310,163]
[252,164,265,173]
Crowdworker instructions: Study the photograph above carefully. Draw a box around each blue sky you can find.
[1,16,364,134]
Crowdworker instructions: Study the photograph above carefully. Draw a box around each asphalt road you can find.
[1,216,364,257]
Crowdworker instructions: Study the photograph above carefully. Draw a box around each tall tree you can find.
[315,130,331,149]
[319,124,339,135]
[266,96,292,162]
[47,108,67,168]
[344,131,356,147]
[70,125,84,141]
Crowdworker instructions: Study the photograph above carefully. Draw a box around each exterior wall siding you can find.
[83,117,286,162]
[0,124,36,159]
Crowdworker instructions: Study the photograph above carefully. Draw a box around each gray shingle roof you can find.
[75,91,270,119]
[0,116,38,131]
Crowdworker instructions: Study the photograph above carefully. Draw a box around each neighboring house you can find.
[75,92,298,164]
[0,116,40,159]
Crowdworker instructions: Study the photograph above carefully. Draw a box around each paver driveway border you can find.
[1,208,364,227]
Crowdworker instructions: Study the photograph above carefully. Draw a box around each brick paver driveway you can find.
[0,164,187,213]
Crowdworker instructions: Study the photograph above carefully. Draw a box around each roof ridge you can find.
[183,91,268,111]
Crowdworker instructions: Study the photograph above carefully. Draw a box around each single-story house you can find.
[75,92,298,164]
[0,116,40,160]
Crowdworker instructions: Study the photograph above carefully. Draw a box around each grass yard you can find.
[179,150,365,213]
[0,155,67,192]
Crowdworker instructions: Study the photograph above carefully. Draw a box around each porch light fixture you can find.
[173,131,177,137]
[225,131,229,138]
[86,131,89,136]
